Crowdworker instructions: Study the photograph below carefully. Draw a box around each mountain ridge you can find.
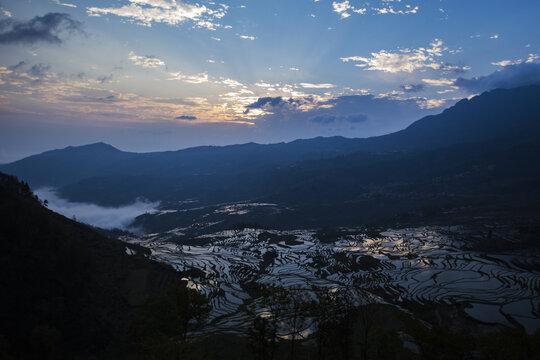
[3,85,539,170]
[6,85,538,160]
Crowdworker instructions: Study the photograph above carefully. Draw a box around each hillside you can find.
[0,172,182,359]
[0,142,137,188]
[0,137,368,189]
[359,85,540,152]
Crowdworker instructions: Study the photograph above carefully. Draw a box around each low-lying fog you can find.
[34,188,159,230]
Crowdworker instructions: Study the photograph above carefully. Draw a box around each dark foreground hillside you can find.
[0,173,184,359]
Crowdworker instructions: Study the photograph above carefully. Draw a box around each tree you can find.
[128,283,210,359]
[310,286,357,360]
[247,284,312,360]
[356,302,376,360]
[248,315,276,360]
[282,286,312,360]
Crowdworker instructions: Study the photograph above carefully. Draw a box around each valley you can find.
[120,224,540,335]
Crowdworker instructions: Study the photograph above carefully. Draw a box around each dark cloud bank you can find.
[243,94,440,139]
[244,96,310,114]
[401,84,425,93]
[454,62,540,93]
[176,115,197,120]
[0,12,82,45]
[311,114,368,124]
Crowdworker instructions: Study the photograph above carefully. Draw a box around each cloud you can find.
[0,62,260,126]
[28,63,51,77]
[239,34,256,40]
[0,64,218,120]
[311,115,336,124]
[219,78,243,87]
[454,62,540,93]
[298,83,335,89]
[0,12,83,45]
[243,96,316,114]
[417,98,447,109]
[332,0,418,18]
[401,84,424,92]
[491,60,519,67]
[168,71,208,83]
[311,113,368,124]
[87,0,228,30]
[491,54,538,67]
[373,5,418,15]
[175,115,197,120]
[35,187,159,230]
[341,39,468,73]
[422,78,455,86]
[8,61,26,70]
[53,0,77,8]
[128,51,165,68]
[437,89,455,94]
[96,74,113,83]
[244,96,286,113]
[245,94,444,141]
[343,113,368,123]
[332,1,366,19]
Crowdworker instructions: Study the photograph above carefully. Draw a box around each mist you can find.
[34,188,159,230]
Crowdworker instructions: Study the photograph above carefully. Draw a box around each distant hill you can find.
[0,142,137,188]
[0,137,369,190]
[358,85,540,152]
[129,133,540,233]
[0,172,182,358]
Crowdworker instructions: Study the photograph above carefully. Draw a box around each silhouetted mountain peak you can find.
[62,142,122,153]
[362,84,540,153]
[0,142,134,188]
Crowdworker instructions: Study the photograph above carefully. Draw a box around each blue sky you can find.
[0,0,539,161]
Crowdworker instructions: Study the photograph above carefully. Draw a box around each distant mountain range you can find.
[2,85,540,230]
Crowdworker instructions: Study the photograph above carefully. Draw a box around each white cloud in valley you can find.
[35,188,159,230]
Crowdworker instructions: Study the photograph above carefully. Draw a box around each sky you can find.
[0,0,539,162]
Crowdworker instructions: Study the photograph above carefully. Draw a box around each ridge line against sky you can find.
[0,0,539,162]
